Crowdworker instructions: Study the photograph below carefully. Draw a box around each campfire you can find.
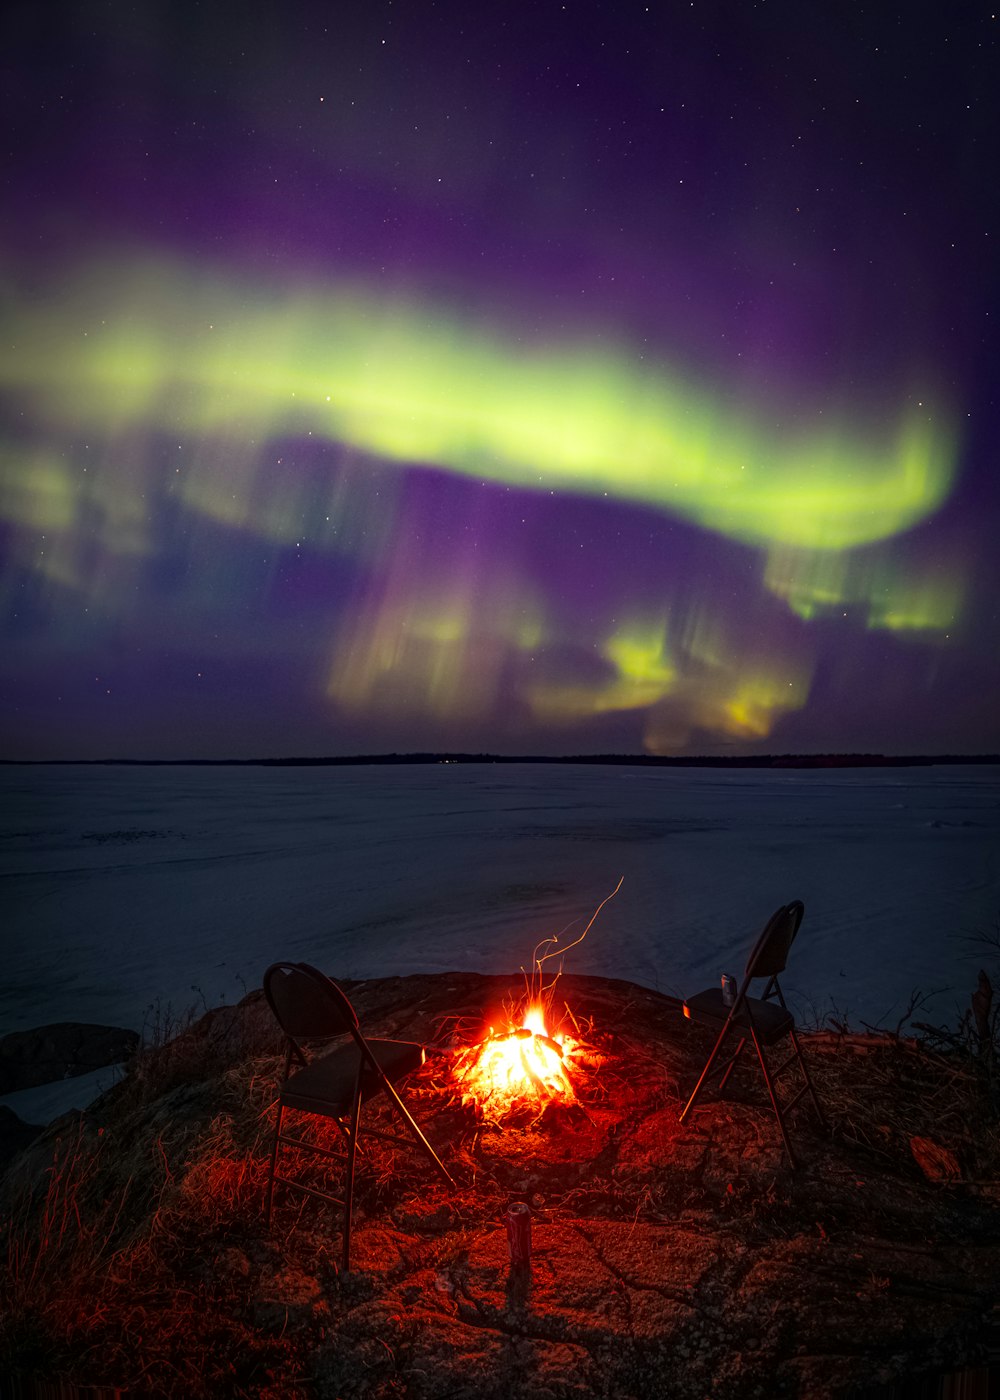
[452,878,622,1118]
[453,997,584,1114]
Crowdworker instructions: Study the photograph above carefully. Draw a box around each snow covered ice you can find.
[2,762,998,1121]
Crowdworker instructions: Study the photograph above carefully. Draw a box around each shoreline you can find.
[3,752,999,768]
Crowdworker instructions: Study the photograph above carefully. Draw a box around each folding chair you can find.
[678,901,825,1167]
[263,962,454,1270]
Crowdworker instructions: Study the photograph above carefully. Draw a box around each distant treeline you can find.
[4,753,998,768]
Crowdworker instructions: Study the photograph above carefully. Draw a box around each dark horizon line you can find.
[1,752,998,769]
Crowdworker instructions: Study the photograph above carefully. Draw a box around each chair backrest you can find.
[263,962,359,1041]
[743,901,804,981]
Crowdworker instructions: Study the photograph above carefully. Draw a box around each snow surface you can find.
[2,763,998,1123]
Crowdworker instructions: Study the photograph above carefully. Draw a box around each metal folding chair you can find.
[263,962,453,1270]
[678,901,825,1167]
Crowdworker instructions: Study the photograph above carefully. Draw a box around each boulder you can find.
[0,1022,139,1093]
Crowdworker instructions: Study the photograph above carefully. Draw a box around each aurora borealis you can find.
[2,2,997,758]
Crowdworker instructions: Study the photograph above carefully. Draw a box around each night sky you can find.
[2,1,998,759]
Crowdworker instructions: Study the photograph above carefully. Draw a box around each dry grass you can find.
[0,1002,299,1397]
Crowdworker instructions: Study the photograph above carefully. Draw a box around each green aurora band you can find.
[1,253,957,554]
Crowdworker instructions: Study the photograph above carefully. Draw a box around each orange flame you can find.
[455,999,579,1111]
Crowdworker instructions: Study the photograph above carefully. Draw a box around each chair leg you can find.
[380,1079,454,1187]
[679,1018,736,1125]
[265,1101,284,1225]
[788,1027,826,1128]
[717,1036,747,1093]
[748,1025,797,1169]
[342,1078,363,1273]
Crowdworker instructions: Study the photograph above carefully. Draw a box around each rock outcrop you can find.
[1,974,998,1399]
[0,1022,138,1093]
[0,1105,44,1170]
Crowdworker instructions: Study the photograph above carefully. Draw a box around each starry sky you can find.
[2,0,998,759]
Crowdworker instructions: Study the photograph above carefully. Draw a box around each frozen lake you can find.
[2,762,998,1118]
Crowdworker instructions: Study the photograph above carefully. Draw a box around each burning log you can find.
[453,1000,582,1114]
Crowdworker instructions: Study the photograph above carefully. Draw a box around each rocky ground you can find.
[2,972,999,1399]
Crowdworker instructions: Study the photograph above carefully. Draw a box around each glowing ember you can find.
[455,999,582,1112]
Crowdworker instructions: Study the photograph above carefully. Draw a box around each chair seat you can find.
[683,988,793,1045]
[280,1038,426,1116]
